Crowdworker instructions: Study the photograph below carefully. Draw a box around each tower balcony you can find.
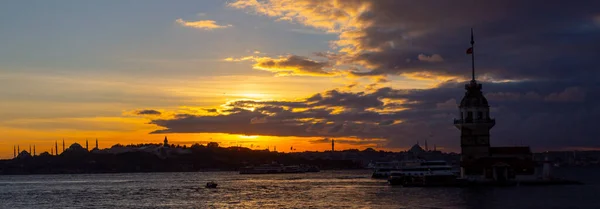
[454,118,495,125]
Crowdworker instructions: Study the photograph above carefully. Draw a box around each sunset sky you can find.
[1,0,599,158]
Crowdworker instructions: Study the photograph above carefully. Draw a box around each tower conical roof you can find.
[460,80,489,108]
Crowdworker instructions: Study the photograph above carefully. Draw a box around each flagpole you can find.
[471,28,475,81]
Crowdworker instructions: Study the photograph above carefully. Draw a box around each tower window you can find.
[467,112,473,121]
[477,112,483,119]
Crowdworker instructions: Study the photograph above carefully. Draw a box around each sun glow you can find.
[237,92,270,99]
[238,135,259,139]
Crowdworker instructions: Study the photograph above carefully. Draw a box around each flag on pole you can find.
[466,47,473,54]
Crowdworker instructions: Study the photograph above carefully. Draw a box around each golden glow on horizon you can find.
[0,71,443,159]
[0,125,398,158]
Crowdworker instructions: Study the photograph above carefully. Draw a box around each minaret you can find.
[454,29,495,178]
[62,139,65,152]
[55,141,59,155]
[86,139,89,151]
[331,139,335,152]
[33,145,36,156]
[95,138,98,149]
[13,145,16,158]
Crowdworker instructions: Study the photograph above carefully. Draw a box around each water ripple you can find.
[0,169,598,208]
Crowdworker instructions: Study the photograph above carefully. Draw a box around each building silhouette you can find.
[454,29,535,182]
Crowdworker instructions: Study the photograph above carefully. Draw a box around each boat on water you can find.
[371,160,430,179]
[370,161,402,179]
[239,163,319,174]
[387,160,460,186]
[205,181,218,188]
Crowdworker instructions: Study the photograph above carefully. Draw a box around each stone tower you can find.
[454,29,495,176]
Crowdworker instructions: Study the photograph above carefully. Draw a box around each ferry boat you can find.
[371,160,428,179]
[370,161,402,179]
[387,160,459,186]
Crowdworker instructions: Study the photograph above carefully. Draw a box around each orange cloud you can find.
[228,0,369,33]
[224,55,335,76]
[175,18,232,30]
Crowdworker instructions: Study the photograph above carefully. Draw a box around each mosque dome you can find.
[17,150,32,158]
[65,143,87,153]
[409,143,425,154]
[69,143,83,150]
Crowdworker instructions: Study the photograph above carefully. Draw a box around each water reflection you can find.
[0,169,598,208]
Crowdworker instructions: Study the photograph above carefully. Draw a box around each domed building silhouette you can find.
[64,143,88,154]
[17,150,32,159]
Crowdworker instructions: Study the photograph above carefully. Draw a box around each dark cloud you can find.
[255,55,331,76]
[150,80,600,151]
[309,137,385,146]
[204,108,218,113]
[217,1,600,151]
[231,0,600,80]
[136,109,161,115]
[346,0,600,81]
[226,55,334,76]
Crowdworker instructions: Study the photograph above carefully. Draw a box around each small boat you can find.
[205,182,218,188]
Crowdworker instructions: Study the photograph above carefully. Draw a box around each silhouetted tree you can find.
[207,142,219,148]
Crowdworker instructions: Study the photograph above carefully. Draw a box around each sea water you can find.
[0,168,598,208]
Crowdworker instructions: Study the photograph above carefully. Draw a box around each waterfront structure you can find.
[454,29,536,182]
